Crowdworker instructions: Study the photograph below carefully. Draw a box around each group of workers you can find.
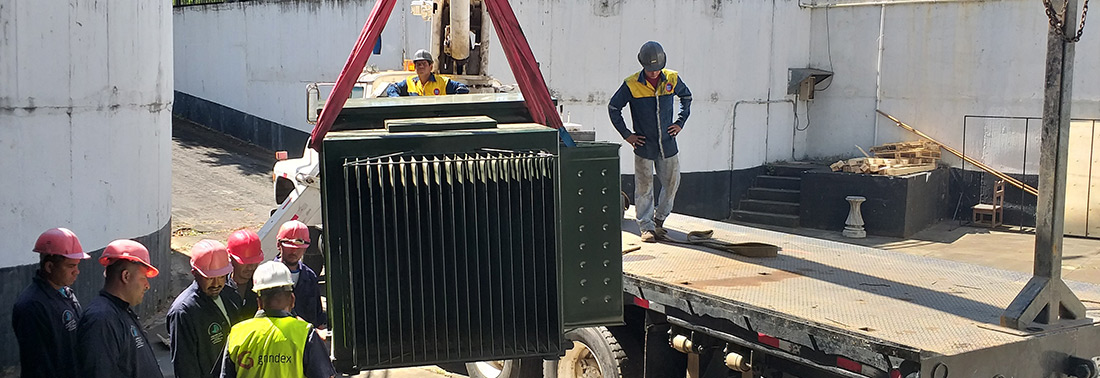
[12,220,335,378]
[10,41,690,378]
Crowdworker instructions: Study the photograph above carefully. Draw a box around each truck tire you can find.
[464,359,542,378]
[545,326,642,378]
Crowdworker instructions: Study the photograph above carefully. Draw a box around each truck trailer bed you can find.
[620,212,1100,375]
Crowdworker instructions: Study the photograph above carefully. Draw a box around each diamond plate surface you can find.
[621,212,1100,356]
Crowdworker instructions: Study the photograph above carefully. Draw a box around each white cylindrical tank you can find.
[0,0,175,366]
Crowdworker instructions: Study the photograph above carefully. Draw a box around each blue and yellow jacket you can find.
[385,74,470,97]
[608,69,692,159]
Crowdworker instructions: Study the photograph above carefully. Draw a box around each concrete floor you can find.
[163,117,1100,377]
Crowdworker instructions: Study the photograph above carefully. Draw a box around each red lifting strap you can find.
[308,0,568,150]
[308,0,397,150]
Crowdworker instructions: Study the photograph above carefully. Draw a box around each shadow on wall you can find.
[948,169,1038,228]
[172,117,277,178]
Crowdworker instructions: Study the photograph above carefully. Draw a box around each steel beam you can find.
[1003,0,1089,330]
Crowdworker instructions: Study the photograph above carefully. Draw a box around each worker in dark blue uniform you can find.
[12,228,91,378]
[76,239,164,378]
[220,261,336,378]
[609,41,692,243]
[385,49,470,97]
[168,240,241,378]
[224,229,264,324]
[273,220,327,329]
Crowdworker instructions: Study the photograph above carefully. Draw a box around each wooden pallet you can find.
[830,157,937,176]
[881,163,937,176]
[869,140,939,152]
[874,150,942,159]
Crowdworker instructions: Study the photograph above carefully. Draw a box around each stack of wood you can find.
[830,140,940,175]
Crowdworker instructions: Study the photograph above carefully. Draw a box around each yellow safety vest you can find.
[405,74,452,96]
[225,316,312,378]
[624,69,681,98]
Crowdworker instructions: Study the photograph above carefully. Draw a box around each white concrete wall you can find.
[173,0,1100,176]
[805,1,1100,174]
[173,0,430,135]
[488,0,811,173]
[0,0,174,267]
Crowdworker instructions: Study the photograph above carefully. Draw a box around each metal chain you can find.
[1044,0,1090,42]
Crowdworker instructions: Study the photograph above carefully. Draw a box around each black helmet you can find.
[637,41,666,72]
[413,49,433,63]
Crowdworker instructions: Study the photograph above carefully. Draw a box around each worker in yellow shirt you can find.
[385,49,470,96]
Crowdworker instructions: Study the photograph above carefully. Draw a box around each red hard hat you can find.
[277,220,310,248]
[190,239,233,278]
[33,228,90,259]
[226,229,265,265]
[99,239,159,278]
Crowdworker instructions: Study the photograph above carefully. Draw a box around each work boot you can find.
[640,230,657,243]
[654,218,666,236]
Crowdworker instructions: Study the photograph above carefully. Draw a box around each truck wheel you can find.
[465,359,542,378]
[545,326,641,378]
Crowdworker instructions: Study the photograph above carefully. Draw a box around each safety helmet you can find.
[252,261,295,293]
[277,220,311,249]
[190,239,233,278]
[99,239,159,278]
[33,228,90,259]
[413,49,434,63]
[226,229,264,265]
[637,41,666,72]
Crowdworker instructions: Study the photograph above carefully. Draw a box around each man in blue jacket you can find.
[168,239,241,378]
[12,228,91,378]
[76,239,164,378]
[385,49,470,97]
[274,220,327,329]
[609,41,693,242]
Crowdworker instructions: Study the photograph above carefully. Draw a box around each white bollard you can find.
[843,196,867,238]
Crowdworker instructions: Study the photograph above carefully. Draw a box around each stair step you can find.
[731,210,800,228]
[747,188,801,203]
[740,199,800,215]
[755,175,801,190]
[768,163,821,177]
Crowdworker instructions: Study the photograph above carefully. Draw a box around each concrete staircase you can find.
[731,165,810,228]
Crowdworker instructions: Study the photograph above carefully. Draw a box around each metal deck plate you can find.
[621,212,1100,356]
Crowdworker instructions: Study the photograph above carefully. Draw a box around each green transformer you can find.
[318,94,623,374]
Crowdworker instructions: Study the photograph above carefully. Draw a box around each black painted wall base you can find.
[621,166,765,222]
[174,91,310,154]
[948,168,1038,227]
[800,168,951,238]
[0,221,189,372]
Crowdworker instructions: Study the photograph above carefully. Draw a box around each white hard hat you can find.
[252,261,295,293]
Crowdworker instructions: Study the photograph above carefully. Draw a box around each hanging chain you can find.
[1044,0,1090,42]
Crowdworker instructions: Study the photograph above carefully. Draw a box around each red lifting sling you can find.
[308,0,573,150]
